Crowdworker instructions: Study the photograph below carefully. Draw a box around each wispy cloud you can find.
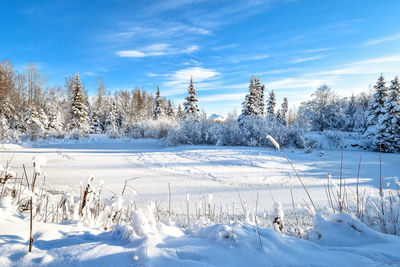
[201,92,246,102]
[116,43,199,58]
[363,33,400,46]
[312,54,400,75]
[164,67,220,87]
[301,47,333,53]
[290,55,324,63]
[211,44,239,51]
[269,76,338,90]
[257,68,299,75]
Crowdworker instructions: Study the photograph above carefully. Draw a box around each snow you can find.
[1,139,400,266]
[1,138,398,211]
[1,203,400,266]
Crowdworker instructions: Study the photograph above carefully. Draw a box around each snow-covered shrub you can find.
[166,115,305,148]
[129,119,177,139]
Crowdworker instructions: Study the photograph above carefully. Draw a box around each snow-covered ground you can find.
[1,138,398,211]
[1,138,400,266]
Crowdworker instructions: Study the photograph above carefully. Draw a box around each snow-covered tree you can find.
[183,78,200,119]
[0,96,15,128]
[363,75,389,151]
[69,74,89,134]
[105,100,118,136]
[90,111,102,134]
[25,107,44,140]
[0,113,11,141]
[299,85,343,131]
[345,94,357,131]
[153,86,165,120]
[176,104,183,120]
[48,107,62,132]
[166,99,174,118]
[382,76,400,152]
[277,97,288,125]
[254,77,265,116]
[266,90,276,116]
[240,77,260,118]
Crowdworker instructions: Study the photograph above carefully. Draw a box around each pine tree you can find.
[153,86,165,120]
[166,99,175,118]
[176,104,183,120]
[183,77,200,119]
[363,74,389,151]
[382,76,400,152]
[266,90,276,116]
[70,74,89,134]
[277,97,288,125]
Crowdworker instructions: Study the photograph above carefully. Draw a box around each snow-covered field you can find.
[1,138,398,210]
[1,138,400,266]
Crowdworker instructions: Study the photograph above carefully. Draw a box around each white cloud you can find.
[164,67,220,87]
[290,55,324,64]
[201,93,246,102]
[269,76,338,90]
[116,50,147,58]
[116,43,199,58]
[313,55,400,75]
[84,71,97,77]
[158,67,221,96]
[363,33,400,46]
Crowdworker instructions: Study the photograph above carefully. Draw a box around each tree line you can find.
[0,58,399,152]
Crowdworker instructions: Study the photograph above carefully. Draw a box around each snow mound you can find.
[310,213,390,246]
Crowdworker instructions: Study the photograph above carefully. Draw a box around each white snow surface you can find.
[1,203,400,266]
[1,138,398,210]
[1,138,400,266]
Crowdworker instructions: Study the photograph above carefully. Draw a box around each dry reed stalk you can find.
[267,135,316,212]
[168,183,171,219]
[290,185,301,238]
[356,152,363,218]
[29,172,38,252]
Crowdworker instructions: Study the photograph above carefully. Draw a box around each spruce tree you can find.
[70,73,89,134]
[183,77,200,119]
[346,94,357,131]
[254,77,265,116]
[277,97,288,125]
[26,107,44,140]
[0,96,14,129]
[166,99,175,118]
[266,90,276,116]
[105,100,118,135]
[383,76,400,152]
[0,113,10,141]
[153,86,165,120]
[176,104,183,120]
[241,77,259,117]
[48,106,62,132]
[90,111,102,134]
[364,74,389,151]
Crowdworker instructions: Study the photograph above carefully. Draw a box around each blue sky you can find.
[1,0,400,116]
